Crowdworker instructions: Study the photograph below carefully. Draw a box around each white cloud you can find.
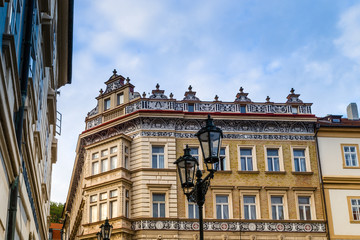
[334,3,360,62]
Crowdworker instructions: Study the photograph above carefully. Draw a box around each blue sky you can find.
[51,0,360,203]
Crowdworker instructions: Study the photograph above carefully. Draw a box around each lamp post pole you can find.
[174,115,223,240]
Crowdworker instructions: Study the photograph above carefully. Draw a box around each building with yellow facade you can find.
[63,71,327,239]
[316,105,360,239]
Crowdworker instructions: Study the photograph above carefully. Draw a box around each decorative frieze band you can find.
[131,220,326,233]
[83,117,315,145]
[124,100,312,115]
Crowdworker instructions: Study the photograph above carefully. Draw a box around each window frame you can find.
[238,145,258,171]
[212,190,233,219]
[214,146,229,171]
[239,190,261,220]
[267,191,289,220]
[291,146,311,172]
[117,92,124,105]
[104,98,111,111]
[347,196,360,223]
[88,188,119,223]
[186,199,200,219]
[294,191,316,220]
[341,144,360,169]
[151,192,167,218]
[151,145,166,169]
[264,146,284,172]
[185,145,202,170]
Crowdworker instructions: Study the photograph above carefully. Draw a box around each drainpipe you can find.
[314,124,330,240]
[7,0,34,239]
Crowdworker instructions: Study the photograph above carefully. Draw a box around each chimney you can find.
[347,103,359,120]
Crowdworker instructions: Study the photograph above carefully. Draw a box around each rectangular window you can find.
[100,192,107,200]
[125,189,130,218]
[188,200,199,219]
[350,198,360,221]
[294,149,306,172]
[267,149,280,171]
[188,103,194,112]
[240,148,253,171]
[110,146,117,154]
[92,162,99,175]
[152,146,164,168]
[216,195,229,219]
[90,205,97,223]
[343,145,359,167]
[117,92,124,105]
[110,190,117,198]
[152,193,166,218]
[92,152,99,160]
[292,106,298,114]
[240,105,246,113]
[124,146,129,154]
[101,150,108,157]
[90,195,97,203]
[243,196,256,220]
[124,156,129,169]
[110,201,117,219]
[101,159,108,172]
[298,196,311,220]
[271,196,284,220]
[214,148,226,171]
[104,98,110,110]
[190,147,199,160]
[100,203,107,220]
[110,156,117,170]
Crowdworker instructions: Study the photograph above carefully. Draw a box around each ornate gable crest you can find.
[235,87,252,102]
[183,85,200,101]
[149,84,168,99]
[286,88,303,104]
[103,69,126,94]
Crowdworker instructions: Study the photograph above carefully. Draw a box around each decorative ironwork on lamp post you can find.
[97,219,113,240]
[174,115,223,240]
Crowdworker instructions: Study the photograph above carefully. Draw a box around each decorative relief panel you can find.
[86,117,102,129]
[131,220,326,233]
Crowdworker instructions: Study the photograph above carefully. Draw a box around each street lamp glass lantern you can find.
[196,115,223,171]
[100,219,113,240]
[97,231,102,240]
[174,145,198,195]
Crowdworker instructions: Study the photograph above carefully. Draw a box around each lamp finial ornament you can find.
[113,69,117,75]
[266,96,270,102]
[188,85,192,91]
[240,87,244,93]
[290,88,295,94]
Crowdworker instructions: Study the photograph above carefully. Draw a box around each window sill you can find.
[237,170,260,174]
[265,171,286,174]
[215,170,232,174]
[291,171,314,175]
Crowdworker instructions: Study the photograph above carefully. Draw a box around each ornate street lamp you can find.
[196,115,223,171]
[174,115,223,240]
[97,219,113,240]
